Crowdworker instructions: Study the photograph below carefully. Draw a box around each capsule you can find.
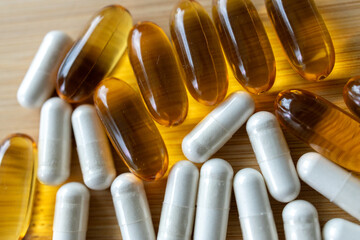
[212,0,276,94]
[170,0,228,105]
[128,22,188,127]
[0,134,37,239]
[94,78,168,181]
[266,0,335,81]
[17,31,73,108]
[297,152,360,220]
[182,91,254,163]
[233,168,278,240]
[38,97,72,185]
[275,89,360,172]
[323,218,360,240]
[158,161,199,240]
[343,76,360,118]
[56,5,133,103]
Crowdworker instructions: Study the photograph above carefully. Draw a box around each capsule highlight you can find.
[343,76,360,118]
[323,218,360,240]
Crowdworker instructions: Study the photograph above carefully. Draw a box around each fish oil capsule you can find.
[38,97,72,185]
[111,173,156,240]
[0,134,37,239]
[158,160,199,240]
[128,22,188,127]
[266,0,335,81]
[297,152,360,220]
[343,76,360,118]
[182,91,254,163]
[17,31,73,108]
[170,0,228,106]
[275,89,360,172]
[246,111,300,202]
[53,182,90,240]
[234,168,279,240]
[94,78,168,181]
[323,218,360,240]
[72,105,116,190]
[56,5,133,103]
[212,0,276,94]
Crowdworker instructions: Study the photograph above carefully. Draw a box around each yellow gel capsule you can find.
[343,76,360,118]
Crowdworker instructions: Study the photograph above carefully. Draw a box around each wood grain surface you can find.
[1,0,360,239]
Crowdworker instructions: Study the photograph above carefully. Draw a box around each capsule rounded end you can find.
[56,182,90,202]
[246,111,277,133]
[234,168,263,188]
[283,200,318,223]
[297,152,321,180]
[37,167,69,186]
[84,170,116,191]
[111,173,143,197]
[181,135,208,163]
[201,158,233,179]
[323,218,349,240]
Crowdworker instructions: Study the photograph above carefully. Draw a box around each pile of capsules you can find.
[2,0,360,239]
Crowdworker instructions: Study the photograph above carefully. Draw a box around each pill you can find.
[323,218,360,240]
[182,91,255,163]
[343,76,360,118]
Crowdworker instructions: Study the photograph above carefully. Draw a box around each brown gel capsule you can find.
[56,5,133,103]
[275,89,360,172]
[94,78,168,181]
[170,0,228,106]
[212,0,276,94]
[344,76,360,118]
[128,22,188,127]
[266,0,335,81]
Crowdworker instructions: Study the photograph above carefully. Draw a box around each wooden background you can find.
[1,0,360,239]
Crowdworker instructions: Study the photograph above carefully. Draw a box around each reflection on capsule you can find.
[343,76,360,118]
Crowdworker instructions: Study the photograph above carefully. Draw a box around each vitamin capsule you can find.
[246,111,300,202]
[0,134,37,239]
[323,218,360,240]
[266,0,335,81]
[128,22,188,127]
[343,76,360,118]
[158,160,199,240]
[212,0,276,94]
[297,152,360,220]
[170,0,228,105]
[182,91,254,163]
[193,158,233,240]
[56,5,133,103]
[111,173,156,240]
[72,105,116,190]
[53,182,90,240]
[17,31,73,108]
[94,78,168,181]
[275,89,360,172]
[38,97,72,185]
[233,168,278,240]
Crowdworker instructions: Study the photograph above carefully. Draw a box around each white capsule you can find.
[111,173,155,240]
[17,31,73,108]
[158,160,199,240]
[38,97,72,185]
[53,182,90,240]
[182,91,255,163]
[246,111,300,202]
[297,152,360,220]
[233,168,278,240]
[193,158,233,240]
[323,218,360,240]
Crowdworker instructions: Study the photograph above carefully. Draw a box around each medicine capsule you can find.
[170,0,228,106]
[17,31,73,108]
[275,89,360,172]
[56,5,133,103]
[182,91,255,163]
[94,78,168,181]
[323,218,360,240]
[38,97,72,185]
[266,0,335,81]
[128,22,188,127]
[158,160,199,240]
[212,0,276,94]
[343,76,360,118]
[0,134,37,239]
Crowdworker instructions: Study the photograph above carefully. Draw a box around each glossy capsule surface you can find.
[57,5,133,103]
[128,22,188,127]
[343,76,360,118]
[94,78,168,181]
[212,0,276,94]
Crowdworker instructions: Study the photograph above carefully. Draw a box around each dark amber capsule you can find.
[266,0,335,81]
[212,0,276,94]
[344,76,360,118]
[57,5,133,103]
[170,0,228,106]
[275,89,360,172]
[128,22,188,127]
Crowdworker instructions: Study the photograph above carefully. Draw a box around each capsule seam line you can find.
[329,172,352,202]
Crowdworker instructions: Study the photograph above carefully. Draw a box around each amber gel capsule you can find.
[94,78,168,181]
[343,76,360,118]
[57,5,133,103]
[128,22,188,127]
[212,0,276,94]
[266,0,335,81]
[275,89,360,172]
